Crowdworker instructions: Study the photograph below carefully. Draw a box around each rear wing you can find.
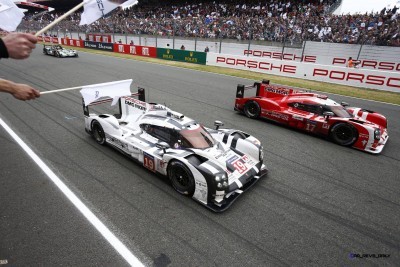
[83,87,145,116]
[236,79,303,99]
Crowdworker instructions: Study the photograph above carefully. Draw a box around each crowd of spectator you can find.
[20,0,400,46]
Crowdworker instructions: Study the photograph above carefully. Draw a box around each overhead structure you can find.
[333,0,399,15]
[14,1,54,11]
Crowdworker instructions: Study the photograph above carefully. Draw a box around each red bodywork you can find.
[235,80,389,154]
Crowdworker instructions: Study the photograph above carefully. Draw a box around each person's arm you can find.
[0,79,40,100]
[0,33,38,60]
[0,38,9,58]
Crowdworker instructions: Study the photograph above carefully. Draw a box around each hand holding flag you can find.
[1,32,37,59]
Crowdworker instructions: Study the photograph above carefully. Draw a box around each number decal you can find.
[143,152,156,172]
[306,122,316,132]
[233,160,248,174]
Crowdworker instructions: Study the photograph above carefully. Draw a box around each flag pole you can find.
[35,1,85,37]
[40,86,83,94]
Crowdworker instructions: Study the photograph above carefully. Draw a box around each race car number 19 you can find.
[233,160,248,174]
[143,152,156,172]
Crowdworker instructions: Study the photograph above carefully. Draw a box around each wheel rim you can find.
[93,127,103,142]
[336,126,353,142]
[246,103,258,116]
[171,167,190,190]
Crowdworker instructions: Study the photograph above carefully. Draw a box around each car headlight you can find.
[215,173,228,189]
[221,174,227,181]
[259,146,264,161]
[374,129,381,140]
[215,173,228,182]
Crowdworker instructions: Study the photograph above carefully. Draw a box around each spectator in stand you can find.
[180,44,185,50]
[204,46,209,52]
[18,0,400,47]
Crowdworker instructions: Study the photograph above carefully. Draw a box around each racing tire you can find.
[330,123,358,146]
[55,51,60,57]
[92,121,106,145]
[168,161,195,196]
[244,101,261,119]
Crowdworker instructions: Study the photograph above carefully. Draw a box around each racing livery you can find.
[235,80,388,154]
[83,88,267,212]
[43,44,78,57]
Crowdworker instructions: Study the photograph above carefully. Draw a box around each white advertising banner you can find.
[241,42,400,72]
[206,52,400,93]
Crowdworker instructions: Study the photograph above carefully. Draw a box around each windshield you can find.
[179,124,215,149]
[325,105,352,118]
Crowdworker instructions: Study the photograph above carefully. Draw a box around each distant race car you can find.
[83,88,267,212]
[234,80,389,154]
[43,44,78,57]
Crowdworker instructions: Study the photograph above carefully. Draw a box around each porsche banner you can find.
[156,48,206,65]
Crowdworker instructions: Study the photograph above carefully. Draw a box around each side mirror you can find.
[156,141,170,153]
[341,102,349,107]
[323,111,335,120]
[214,120,224,130]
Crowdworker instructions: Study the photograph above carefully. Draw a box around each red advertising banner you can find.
[87,34,112,43]
[42,36,59,43]
[113,44,157,58]
[60,38,84,47]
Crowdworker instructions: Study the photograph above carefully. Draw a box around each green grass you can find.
[53,44,400,105]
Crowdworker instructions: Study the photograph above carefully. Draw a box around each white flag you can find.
[80,0,119,25]
[0,0,25,31]
[120,0,138,10]
[80,79,132,106]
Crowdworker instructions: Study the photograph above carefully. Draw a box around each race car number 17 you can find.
[143,152,156,172]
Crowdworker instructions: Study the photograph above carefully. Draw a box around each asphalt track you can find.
[1,48,399,266]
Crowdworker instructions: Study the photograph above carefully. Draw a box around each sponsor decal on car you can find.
[125,97,147,111]
[263,110,289,121]
[264,86,290,95]
[292,115,304,121]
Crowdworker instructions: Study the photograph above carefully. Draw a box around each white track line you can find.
[0,117,144,267]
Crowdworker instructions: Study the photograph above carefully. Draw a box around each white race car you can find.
[43,44,78,57]
[83,88,267,212]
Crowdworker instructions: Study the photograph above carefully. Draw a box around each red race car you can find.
[234,80,389,154]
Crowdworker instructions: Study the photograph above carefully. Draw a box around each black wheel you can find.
[92,121,106,145]
[244,101,261,119]
[55,51,60,57]
[330,123,358,146]
[168,161,195,196]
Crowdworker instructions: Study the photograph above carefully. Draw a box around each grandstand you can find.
[18,0,399,46]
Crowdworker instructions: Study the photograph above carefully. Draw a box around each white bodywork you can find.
[84,95,267,211]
